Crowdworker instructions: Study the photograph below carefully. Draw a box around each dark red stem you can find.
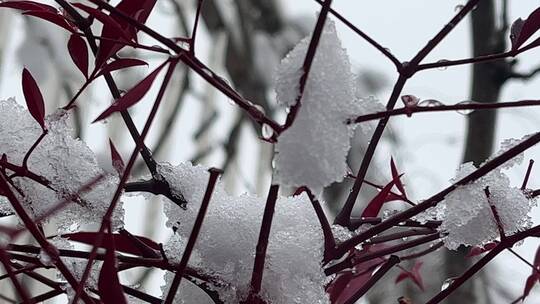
[164,168,221,304]
[246,184,280,301]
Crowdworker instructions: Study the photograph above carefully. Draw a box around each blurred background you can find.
[1,0,540,303]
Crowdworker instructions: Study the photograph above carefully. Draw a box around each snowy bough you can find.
[2,0,540,303]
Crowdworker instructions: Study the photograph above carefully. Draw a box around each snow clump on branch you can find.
[157,161,329,304]
[273,19,382,193]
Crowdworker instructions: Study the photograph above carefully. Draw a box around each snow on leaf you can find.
[274,19,364,192]
[68,34,89,79]
[93,61,167,122]
[21,68,46,130]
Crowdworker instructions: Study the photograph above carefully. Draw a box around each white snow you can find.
[273,19,380,192]
[0,98,124,231]
[157,161,329,304]
[438,137,535,250]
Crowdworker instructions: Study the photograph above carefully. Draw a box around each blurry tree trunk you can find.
[443,1,510,303]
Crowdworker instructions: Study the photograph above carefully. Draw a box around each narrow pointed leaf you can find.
[68,34,89,79]
[22,11,74,32]
[61,231,160,256]
[523,274,537,298]
[21,68,46,130]
[109,139,125,176]
[466,242,498,257]
[0,1,57,12]
[71,3,130,41]
[510,18,525,50]
[361,174,402,218]
[98,228,127,304]
[93,61,167,123]
[95,58,148,79]
[329,245,386,304]
[395,261,424,291]
[390,157,407,197]
[94,0,156,69]
[522,245,540,300]
[513,8,540,50]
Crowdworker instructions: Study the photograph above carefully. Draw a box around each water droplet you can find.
[261,123,273,140]
[418,99,444,107]
[371,264,383,276]
[219,76,231,87]
[202,68,213,77]
[254,104,266,115]
[455,100,476,115]
[402,236,409,241]
[441,277,456,290]
[454,4,464,12]
[437,59,450,70]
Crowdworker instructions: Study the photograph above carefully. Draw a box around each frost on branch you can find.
[438,136,535,250]
[156,162,328,304]
[274,19,381,192]
[0,98,123,231]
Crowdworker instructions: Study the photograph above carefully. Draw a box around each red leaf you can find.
[98,228,127,304]
[109,139,125,176]
[94,0,156,69]
[395,261,424,291]
[61,231,160,257]
[0,1,57,12]
[93,61,168,122]
[512,8,540,50]
[21,68,46,130]
[521,245,540,300]
[523,274,537,299]
[361,174,402,218]
[68,34,89,79]
[22,11,74,32]
[95,58,148,79]
[328,245,386,304]
[390,157,407,197]
[466,242,498,258]
[71,3,131,42]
